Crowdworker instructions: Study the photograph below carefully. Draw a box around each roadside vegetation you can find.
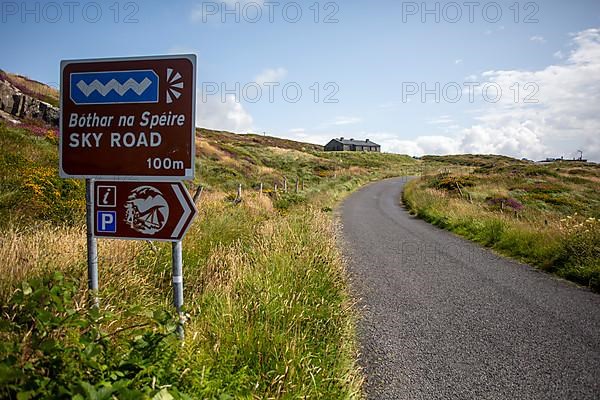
[0,119,419,399]
[404,155,600,292]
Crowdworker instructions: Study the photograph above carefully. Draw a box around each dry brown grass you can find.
[196,139,227,160]
[0,225,86,301]
[257,165,276,175]
[244,192,274,215]
[0,224,148,305]
[0,184,364,396]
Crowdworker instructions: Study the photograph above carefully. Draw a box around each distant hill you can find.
[422,154,529,168]
[0,69,418,225]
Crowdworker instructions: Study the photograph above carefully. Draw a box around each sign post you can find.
[60,55,197,337]
[85,179,99,308]
[172,241,184,339]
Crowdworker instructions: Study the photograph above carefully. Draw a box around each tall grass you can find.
[0,225,144,304]
[404,178,600,292]
[0,120,425,397]
[0,191,362,398]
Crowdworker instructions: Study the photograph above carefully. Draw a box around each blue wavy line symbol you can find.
[70,70,159,105]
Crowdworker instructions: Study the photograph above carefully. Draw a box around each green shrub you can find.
[273,192,307,211]
[475,219,505,246]
[429,174,474,192]
[0,273,188,400]
[554,219,600,291]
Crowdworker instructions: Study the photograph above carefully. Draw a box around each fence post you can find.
[283,177,288,192]
[193,185,204,205]
[301,180,305,191]
[295,178,299,193]
[237,183,242,201]
[259,182,263,196]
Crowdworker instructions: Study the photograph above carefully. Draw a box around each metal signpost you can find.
[60,54,197,338]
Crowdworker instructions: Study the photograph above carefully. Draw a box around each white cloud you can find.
[279,129,328,146]
[331,116,362,126]
[455,59,463,65]
[367,29,600,161]
[196,93,254,133]
[461,28,600,160]
[530,35,547,44]
[254,67,287,84]
[358,132,461,155]
[553,50,565,59]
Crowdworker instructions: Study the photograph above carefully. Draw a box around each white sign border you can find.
[90,180,198,243]
[59,54,197,182]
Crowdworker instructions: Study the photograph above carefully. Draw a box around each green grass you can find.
[0,121,421,398]
[403,161,600,292]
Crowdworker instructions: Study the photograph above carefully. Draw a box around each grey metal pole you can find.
[172,241,184,339]
[85,179,99,308]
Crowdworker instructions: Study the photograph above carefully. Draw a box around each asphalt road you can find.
[340,177,600,400]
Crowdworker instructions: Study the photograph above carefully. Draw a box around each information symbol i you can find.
[97,185,117,207]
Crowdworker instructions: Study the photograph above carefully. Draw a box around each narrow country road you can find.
[340,177,600,400]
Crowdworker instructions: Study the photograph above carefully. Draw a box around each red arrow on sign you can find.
[93,181,197,241]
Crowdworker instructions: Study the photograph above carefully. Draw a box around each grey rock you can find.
[0,79,59,127]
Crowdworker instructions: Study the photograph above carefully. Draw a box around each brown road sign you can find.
[93,181,197,241]
[60,54,196,180]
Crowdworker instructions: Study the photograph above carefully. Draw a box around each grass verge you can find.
[0,192,363,399]
[0,120,423,398]
[403,167,600,292]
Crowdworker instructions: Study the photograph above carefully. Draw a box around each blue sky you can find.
[2,0,600,160]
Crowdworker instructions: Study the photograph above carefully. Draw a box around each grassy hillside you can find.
[404,157,600,292]
[421,154,530,168]
[0,119,419,399]
[0,70,59,107]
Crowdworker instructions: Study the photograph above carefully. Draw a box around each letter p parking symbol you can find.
[97,211,117,233]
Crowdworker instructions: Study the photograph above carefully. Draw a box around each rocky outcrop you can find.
[0,79,59,127]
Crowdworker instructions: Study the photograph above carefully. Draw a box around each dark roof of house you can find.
[328,138,380,147]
